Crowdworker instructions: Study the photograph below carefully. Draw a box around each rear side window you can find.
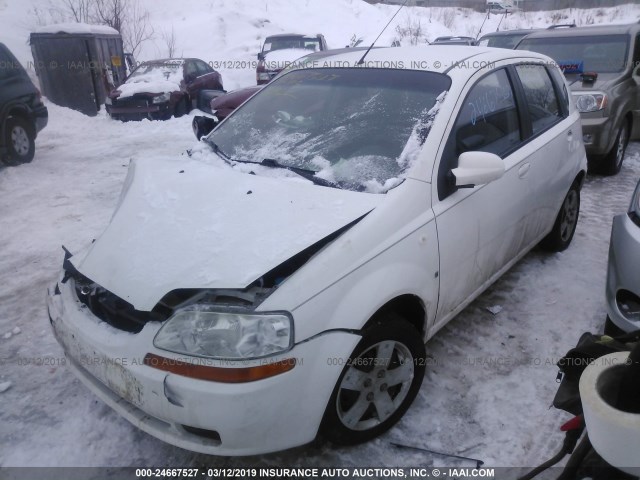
[0,47,22,80]
[515,64,561,135]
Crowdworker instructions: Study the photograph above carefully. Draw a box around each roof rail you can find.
[547,23,577,29]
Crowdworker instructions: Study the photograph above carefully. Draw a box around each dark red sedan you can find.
[106,58,223,121]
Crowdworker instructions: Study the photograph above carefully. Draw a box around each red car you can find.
[106,58,223,121]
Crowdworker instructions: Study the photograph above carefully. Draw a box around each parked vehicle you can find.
[517,23,640,175]
[256,33,328,84]
[605,179,640,335]
[48,46,587,455]
[0,43,48,165]
[105,58,223,121]
[477,29,541,49]
[486,1,519,13]
[431,36,477,46]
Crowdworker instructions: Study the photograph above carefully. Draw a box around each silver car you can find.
[606,179,640,334]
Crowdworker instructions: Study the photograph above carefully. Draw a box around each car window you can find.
[547,65,570,113]
[184,61,198,80]
[437,68,521,200]
[515,64,561,135]
[0,47,21,80]
[195,60,213,75]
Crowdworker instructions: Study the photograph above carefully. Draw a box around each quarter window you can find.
[515,64,561,135]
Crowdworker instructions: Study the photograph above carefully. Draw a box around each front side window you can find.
[516,64,561,135]
[207,68,451,193]
[438,68,520,199]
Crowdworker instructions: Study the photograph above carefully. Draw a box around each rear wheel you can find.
[540,182,580,252]
[4,117,35,165]
[603,122,629,176]
[320,315,426,445]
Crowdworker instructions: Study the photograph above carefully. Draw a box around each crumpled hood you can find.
[72,157,382,311]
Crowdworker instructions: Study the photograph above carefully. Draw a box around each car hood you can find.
[114,78,181,99]
[564,72,623,92]
[71,157,382,311]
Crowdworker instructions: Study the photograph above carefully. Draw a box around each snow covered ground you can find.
[0,101,639,471]
[2,0,640,473]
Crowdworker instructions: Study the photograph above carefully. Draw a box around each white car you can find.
[47,46,587,455]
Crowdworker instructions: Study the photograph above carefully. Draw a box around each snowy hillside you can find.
[1,0,640,90]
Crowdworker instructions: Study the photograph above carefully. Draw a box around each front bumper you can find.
[47,278,360,455]
[606,213,640,332]
[106,102,171,121]
[580,115,615,158]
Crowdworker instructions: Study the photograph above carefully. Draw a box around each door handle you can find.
[567,130,573,141]
[518,162,531,178]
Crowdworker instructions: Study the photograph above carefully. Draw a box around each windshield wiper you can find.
[204,138,233,164]
[228,157,336,187]
[261,158,337,187]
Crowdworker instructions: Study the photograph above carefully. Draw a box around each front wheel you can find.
[540,182,580,252]
[320,315,426,445]
[602,122,629,176]
[4,117,35,165]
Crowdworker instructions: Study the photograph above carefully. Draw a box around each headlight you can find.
[154,308,293,360]
[152,92,171,104]
[630,180,640,219]
[105,97,112,105]
[257,72,271,81]
[574,93,607,113]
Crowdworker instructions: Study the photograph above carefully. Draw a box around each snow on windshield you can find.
[208,68,451,193]
[118,62,184,98]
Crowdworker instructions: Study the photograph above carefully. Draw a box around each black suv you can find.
[0,43,48,165]
[517,24,640,175]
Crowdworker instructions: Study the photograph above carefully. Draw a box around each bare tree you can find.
[161,25,178,59]
[64,0,92,23]
[92,0,127,32]
[121,0,155,57]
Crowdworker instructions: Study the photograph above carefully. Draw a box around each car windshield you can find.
[263,37,321,53]
[207,68,451,193]
[127,62,183,83]
[479,33,528,49]
[518,34,630,73]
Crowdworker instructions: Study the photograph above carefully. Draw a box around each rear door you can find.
[512,63,578,237]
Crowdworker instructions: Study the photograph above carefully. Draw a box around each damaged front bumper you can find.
[47,276,360,455]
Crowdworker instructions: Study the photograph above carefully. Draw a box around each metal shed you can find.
[30,23,128,116]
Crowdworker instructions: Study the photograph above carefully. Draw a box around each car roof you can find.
[480,28,541,38]
[266,33,317,39]
[297,45,552,76]
[522,22,640,40]
[434,36,475,41]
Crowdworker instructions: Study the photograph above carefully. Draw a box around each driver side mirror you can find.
[192,115,219,140]
[633,64,640,85]
[257,52,265,61]
[451,151,505,187]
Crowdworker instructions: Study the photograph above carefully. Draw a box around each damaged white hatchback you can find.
[47,46,587,455]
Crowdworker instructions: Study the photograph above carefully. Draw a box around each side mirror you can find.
[257,52,265,61]
[633,64,640,85]
[185,73,196,84]
[451,151,505,187]
[192,115,219,140]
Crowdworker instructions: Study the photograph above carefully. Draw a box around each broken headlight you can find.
[153,308,293,360]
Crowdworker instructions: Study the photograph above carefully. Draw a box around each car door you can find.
[431,66,535,328]
[183,60,201,97]
[512,63,578,237]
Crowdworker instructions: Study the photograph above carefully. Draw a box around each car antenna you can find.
[357,0,410,65]
[475,9,491,40]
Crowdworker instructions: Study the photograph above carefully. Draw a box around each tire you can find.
[4,116,35,165]
[604,316,626,337]
[602,122,629,176]
[540,182,580,252]
[320,314,426,445]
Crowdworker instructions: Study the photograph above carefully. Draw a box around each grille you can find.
[73,276,168,333]
[113,97,150,109]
